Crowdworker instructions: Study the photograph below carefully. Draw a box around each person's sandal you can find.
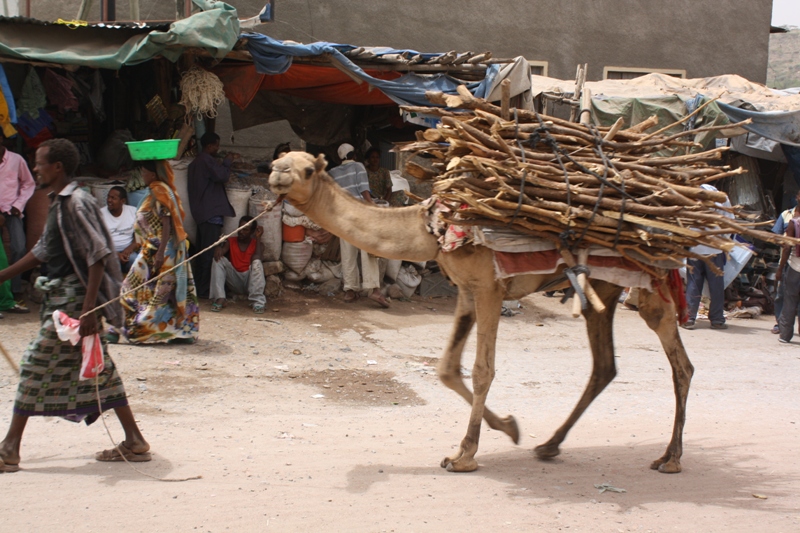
[343,290,359,303]
[5,303,29,314]
[253,305,265,314]
[211,301,224,312]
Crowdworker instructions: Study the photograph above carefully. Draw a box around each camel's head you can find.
[268,151,327,205]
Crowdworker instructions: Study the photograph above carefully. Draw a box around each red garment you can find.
[229,237,256,272]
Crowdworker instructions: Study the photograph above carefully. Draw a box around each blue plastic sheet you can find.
[243,33,500,107]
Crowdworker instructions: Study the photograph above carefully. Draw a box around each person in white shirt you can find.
[682,184,733,330]
[101,186,139,273]
[328,143,389,308]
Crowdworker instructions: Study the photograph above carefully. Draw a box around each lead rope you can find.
[86,197,283,481]
[80,196,284,320]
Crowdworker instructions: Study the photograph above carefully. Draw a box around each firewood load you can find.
[400,85,799,278]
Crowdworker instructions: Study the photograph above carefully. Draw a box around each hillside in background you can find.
[768,27,800,89]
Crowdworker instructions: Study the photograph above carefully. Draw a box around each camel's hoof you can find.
[503,415,520,445]
[651,458,682,473]
[534,443,561,460]
[442,457,478,472]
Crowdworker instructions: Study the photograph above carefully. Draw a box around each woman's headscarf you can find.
[139,160,188,244]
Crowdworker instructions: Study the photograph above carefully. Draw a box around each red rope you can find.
[653,270,689,324]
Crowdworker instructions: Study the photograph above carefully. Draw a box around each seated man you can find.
[210,216,266,313]
[100,186,139,273]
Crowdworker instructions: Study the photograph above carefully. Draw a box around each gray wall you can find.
[31,0,773,83]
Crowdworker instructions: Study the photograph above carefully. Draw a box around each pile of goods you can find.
[400,86,798,275]
[179,67,226,122]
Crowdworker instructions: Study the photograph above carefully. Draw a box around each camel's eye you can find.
[304,166,314,179]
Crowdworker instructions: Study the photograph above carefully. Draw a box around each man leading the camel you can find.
[328,143,390,308]
[210,215,267,314]
[0,139,150,473]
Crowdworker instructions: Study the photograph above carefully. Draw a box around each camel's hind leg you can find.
[535,281,622,459]
[437,290,519,445]
[441,287,505,472]
[637,287,694,473]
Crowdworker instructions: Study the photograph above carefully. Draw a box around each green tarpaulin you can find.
[0,0,239,70]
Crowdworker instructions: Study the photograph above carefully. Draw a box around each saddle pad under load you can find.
[423,197,653,289]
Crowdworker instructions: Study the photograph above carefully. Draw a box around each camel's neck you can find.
[292,175,440,262]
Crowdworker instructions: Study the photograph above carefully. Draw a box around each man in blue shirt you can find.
[188,132,237,299]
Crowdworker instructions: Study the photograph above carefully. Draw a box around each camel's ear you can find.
[314,153,327,173]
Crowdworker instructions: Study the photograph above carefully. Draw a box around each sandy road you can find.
[1,289,799,532]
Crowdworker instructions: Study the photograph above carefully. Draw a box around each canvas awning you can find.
[0,0,239,70]
[531,73,800,147]
[218,33,533,136]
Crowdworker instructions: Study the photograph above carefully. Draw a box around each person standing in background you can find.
[0,129,35,307]
[682,184,733,330]
[770,190,800,334]
[187,132,238,299]
[328,143,390,309]
[364,147,393,203]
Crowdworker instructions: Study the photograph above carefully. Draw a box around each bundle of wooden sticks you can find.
[400,85,795,274]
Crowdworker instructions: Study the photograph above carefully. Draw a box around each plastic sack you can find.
[281,239,314,274]
[52,310,104,380]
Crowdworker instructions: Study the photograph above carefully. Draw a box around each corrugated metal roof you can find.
[0,15,171,31]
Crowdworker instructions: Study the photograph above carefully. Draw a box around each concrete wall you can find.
[31,0,773,83]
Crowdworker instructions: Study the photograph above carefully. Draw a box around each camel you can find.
[269,151,694,474]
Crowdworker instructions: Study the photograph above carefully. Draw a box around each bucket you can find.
[223,186,253,237]
[169,159,196,243]
[248,193,283,261]
[282,223,306,243]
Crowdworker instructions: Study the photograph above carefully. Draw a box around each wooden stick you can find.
[500,79,511,121]
[0,339,20,374]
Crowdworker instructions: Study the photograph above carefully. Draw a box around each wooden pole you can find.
[500,79,511,121]
[77,0,93,20]
[130,0,139,20]
[0,339,19,374]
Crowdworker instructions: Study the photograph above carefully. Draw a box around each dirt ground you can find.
[1,288,799,532]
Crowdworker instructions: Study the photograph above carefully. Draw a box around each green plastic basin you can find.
[126,139,180,161]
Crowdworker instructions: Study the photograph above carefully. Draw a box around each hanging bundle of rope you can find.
[178,67,226,122]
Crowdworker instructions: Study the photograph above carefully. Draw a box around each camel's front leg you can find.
[638,287,694,473]
[535,281,622,459]
[437,291,519,444]
[441,288,504,472]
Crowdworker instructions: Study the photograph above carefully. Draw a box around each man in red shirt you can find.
[210,216,266,313]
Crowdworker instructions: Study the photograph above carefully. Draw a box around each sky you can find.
[773,0,800,27]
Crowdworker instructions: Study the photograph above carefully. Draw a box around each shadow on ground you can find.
[345,441,797,514]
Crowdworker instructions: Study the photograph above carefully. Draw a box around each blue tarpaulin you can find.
[242,33,501,107]
[718,102,800,148]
